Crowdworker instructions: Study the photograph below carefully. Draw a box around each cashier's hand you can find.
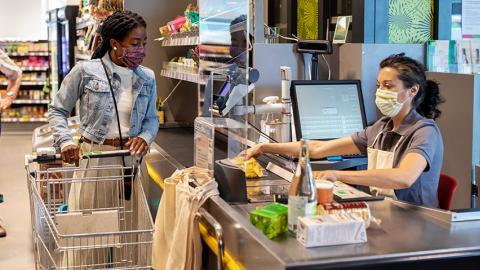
[313,170,338,182]
[241,143,265,160]
[125,137,148,157]
[61,144,80,166]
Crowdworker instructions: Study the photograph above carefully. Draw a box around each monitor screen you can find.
[218,81,232,97]
[292,81,366,140]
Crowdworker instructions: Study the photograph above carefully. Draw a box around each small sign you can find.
[333,16,351,44]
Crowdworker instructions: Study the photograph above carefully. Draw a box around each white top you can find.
[106,61,134,139]
[60,58,134,151]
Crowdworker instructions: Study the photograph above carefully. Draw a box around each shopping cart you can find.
[25,148,154,270]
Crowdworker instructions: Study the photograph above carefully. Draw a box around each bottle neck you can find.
[300,143,309,161]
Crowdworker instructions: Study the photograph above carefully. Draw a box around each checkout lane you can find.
[144,128,480,270]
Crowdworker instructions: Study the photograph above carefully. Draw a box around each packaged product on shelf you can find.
[297,213,367,248]
[159,4,199,37]
[168,16,187,33]
[159,25,170,36]
[184,4,199,29]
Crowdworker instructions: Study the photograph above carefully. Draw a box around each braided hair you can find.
[380,53,444,120]
[91,10,147,59]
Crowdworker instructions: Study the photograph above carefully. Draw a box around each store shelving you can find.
[0,81,45,86]
[160,33,199,47]
[1,117,48,123]
[76,18,96,30]
[8,52,49,57]
[160,69,208,85]
[0,40,50,126]
[20,67,49,72]
[75,15,99,64]
[12,99,50,105]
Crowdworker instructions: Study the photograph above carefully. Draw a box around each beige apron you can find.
[367,128,405,198]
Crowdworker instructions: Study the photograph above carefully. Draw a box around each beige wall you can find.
[0,0,48,40]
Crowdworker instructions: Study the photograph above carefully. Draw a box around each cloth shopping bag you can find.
[152,167,219,270]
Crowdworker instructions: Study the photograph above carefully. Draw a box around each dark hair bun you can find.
[419,80,443,119]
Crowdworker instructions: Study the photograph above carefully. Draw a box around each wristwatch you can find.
[6,91,14,98]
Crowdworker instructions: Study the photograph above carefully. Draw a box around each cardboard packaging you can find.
[297,213,367,248]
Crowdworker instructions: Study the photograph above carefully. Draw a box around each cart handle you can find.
[198,208,225,270]
[26,149,132,165]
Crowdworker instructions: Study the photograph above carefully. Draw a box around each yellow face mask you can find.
[375,88,408,117]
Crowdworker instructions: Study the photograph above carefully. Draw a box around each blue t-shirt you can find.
[351,109,444,207]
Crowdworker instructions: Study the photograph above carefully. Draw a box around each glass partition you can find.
[198,0,251,166]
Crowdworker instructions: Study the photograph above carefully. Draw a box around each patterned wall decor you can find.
[388,0,434,43]
[297,0,319,40]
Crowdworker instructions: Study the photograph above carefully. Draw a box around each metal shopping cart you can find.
[25,148,154,270]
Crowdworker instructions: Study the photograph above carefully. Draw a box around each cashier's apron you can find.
[367,128,406,199]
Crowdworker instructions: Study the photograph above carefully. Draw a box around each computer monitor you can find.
[291,80,367,141]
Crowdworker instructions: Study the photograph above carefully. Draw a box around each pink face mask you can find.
[119,46,146,69]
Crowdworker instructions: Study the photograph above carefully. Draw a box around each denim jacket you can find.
[49,54,159,148]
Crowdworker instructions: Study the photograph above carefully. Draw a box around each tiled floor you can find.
[0,134,35,269]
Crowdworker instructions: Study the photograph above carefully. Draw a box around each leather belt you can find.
[80,137,129,147]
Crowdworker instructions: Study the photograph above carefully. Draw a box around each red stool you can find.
[437,173,458,210]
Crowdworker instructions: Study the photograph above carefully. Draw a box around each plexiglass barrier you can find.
[196,0,251,171]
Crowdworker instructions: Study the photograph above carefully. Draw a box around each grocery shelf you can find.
[201,53,232,59]
[76,18,96,29]
[1,117,48,123]
[160,69,208,85]
[160,34,199,47]
[0,81,45,86]
[20,67,48,72]
[7,52,49,57]
[12,99,50,105]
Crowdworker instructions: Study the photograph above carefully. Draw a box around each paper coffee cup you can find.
[315,180,334,204]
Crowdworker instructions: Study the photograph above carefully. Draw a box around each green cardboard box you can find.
[250,203,288,239]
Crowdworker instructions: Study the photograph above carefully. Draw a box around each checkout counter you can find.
[144,127,480,270]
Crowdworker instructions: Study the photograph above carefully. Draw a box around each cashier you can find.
[245,54,444,207]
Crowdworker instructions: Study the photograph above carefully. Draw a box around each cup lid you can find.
[315,179,334,189]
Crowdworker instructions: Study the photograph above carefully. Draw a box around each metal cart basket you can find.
[25,150,154,270]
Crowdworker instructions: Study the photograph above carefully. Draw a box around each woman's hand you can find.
[313,170,339,182]
[61,144,80,166]
[125,137,148,157]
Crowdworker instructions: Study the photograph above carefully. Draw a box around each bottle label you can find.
[288,196,317,233]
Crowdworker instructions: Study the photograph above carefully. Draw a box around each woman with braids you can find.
[245,54,444,207]
[49,10,158,267]
[50,10,158,165]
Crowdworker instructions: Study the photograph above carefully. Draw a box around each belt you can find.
[80,137,129,147]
